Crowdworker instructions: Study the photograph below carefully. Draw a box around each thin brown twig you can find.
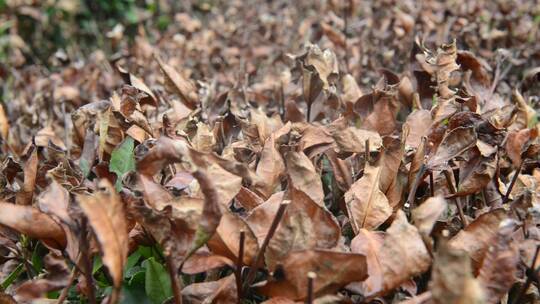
[512,245,540,304]
[243,201,289,292]
[342,0,351,73]
[364,139,370,164]
[429,171,434,197]
[80,218,96,304]
[406,164,427,209]
[57,262,79,304]
[503,161,523,204]
[166,255,183,304]
[307,272,317,304]
[236,230,245,303]
[443,170,468,226]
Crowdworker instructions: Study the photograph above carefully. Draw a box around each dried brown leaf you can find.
[78,180,128,289]
[345,163,392,232]
[258,250,367,300]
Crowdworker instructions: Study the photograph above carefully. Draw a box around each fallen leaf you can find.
[259,249,367,300]
[412,196,448,239]
[15,147,38,206]
[477,220,519,304]
[0,202,66,249]
[78,180,128,289]
[378,211,431,294]
[430,241,485,304]
[253,133,285,199]
[447,209,507,268]
[286,151,324,206]
[347,229,385,298]
[427,127,477,170]
[182,274,236,304]
[344,163,392,232]
[155,55,199,109]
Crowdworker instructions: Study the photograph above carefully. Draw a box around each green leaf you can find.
[120,284,151,304]
[93,255,103,275]
[124,250,142,278]
[125,266,143,279]
[31,243,45,273]
[142,258,172,304]
[129,270,146,286]
[138,246,153,259]
[109,136,136,191]
[1,263,24,290]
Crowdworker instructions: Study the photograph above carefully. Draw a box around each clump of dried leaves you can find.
[1,1,540,303]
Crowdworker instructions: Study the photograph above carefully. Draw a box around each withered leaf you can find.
[477,221,519,304]
[0,201,66,249]
[378,211,431,294]
[447,209,507,268]
[259,250,367,300]
[15,147,38,206]
[412,196,447,239]
[286,151,324,206]
[155,55,199,109]
[265,188,340,271]
[253,133,285,199]
[430,242,485,304]
[78,180,128,289]
[182,274,236,304]
[15,253,70,301]
[347,229,385,298]
[345,163,392,232]
[207,210,259,265]
[427,127,477,170]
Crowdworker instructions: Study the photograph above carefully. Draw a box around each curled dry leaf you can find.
[182,252,233,275]
[345,163,392,232]
[182,273,237,304]
[37,179,79,261]
[154,54,199,109]
[427,127,477,170]
[447,209,507,269]
[378,211,431,294]
[451,152,497,197]
[207,210,259,265]
[136,136,189,176]
[254,133,285,199]
[181,170,223,264]
[430,242,485,304]
[258,249,367,300]
[349,211,431,298]
[15,253,70,301]
[347,229,385,298]
[329,126,382,154]
[0,202,66,249]
[412,196,447,240]
[78,180,128,289]
[265,188,340,271]
[286,151,324,206]
[403,109,432,149]
[477,220,520,304]
[505,128,538,167]
[15,147,38,206]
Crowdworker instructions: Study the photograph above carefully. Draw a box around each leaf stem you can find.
[443,170,468,226]
[512,245,540,304]
[166,255,183,304]
[503,161,522,204]
[57,262,79,304]
[243,201,289,292]
[236,230,245,303]
[429,171,434,197]
[80,217,96,304]
[307,271,316,303]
